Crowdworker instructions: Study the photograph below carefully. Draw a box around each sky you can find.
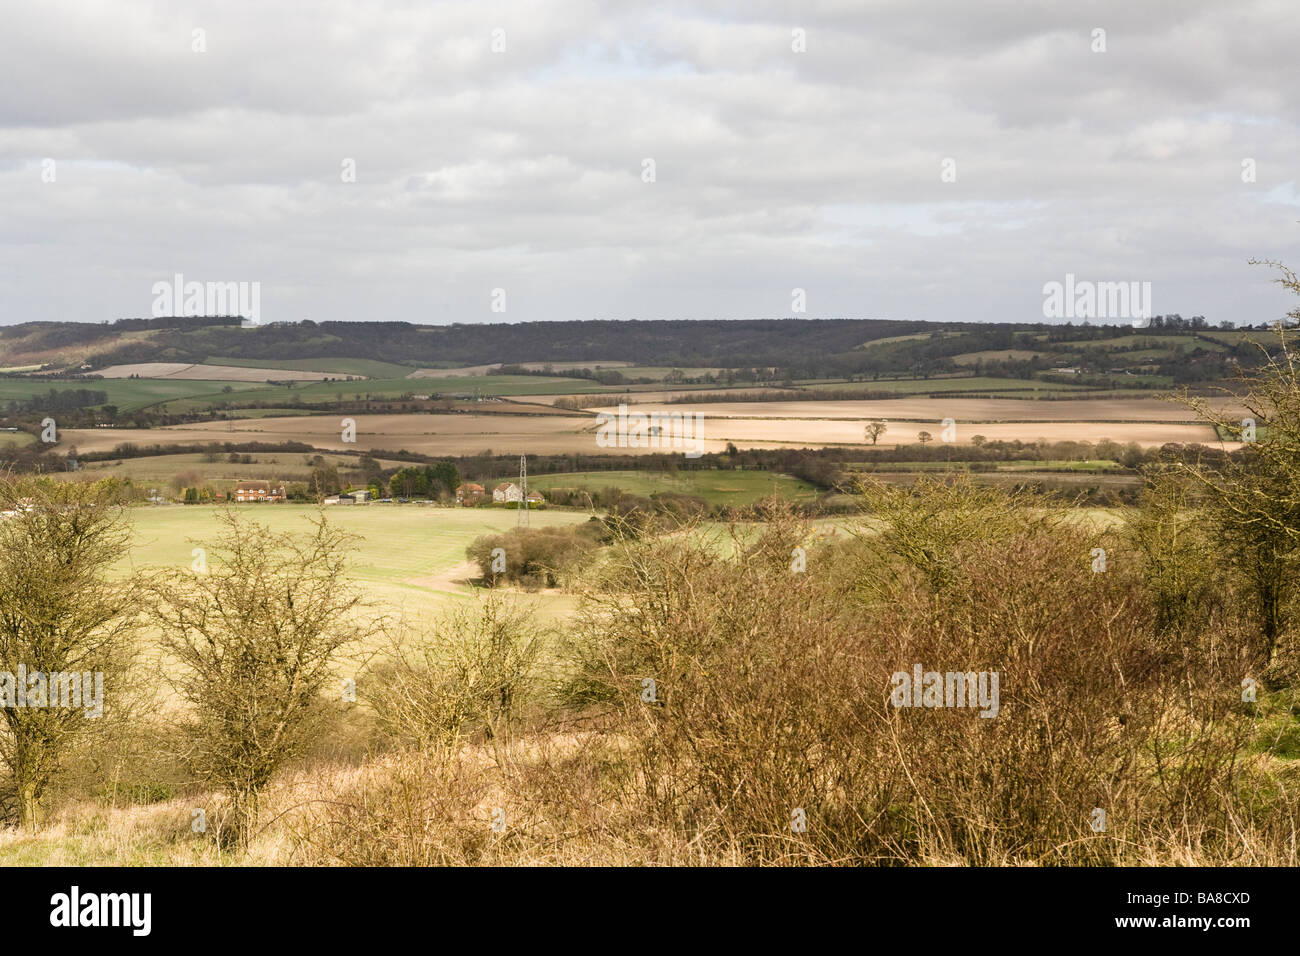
[1,0,1297,327]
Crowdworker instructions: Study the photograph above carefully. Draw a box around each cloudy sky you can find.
[1,0,1296,327]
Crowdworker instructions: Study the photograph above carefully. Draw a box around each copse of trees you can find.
[467,524,603,588]
[386,460,460,499]
[3,388,108,415]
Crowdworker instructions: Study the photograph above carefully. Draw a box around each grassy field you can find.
[528,468,821,504]
[186,375,615,410]
[74,450,398,484]
[0,373,619,420]
[0,378,266,413]
[122,504,592,620]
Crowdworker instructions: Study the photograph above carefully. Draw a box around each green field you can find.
[0,378,266,413]
[123,504,591,619]
[528,468,820,505]
[165,375,616,412]
[0,373,620,420]
[75,451,398,484]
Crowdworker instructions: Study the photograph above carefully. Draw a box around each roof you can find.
[494,482,517,491]
[235,480,271,491]
[461,482,485,492]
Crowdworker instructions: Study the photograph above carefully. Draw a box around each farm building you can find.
[456,482,486,505]
[234,480,286,503]
[525,490,545,506]
[493,482,522,504]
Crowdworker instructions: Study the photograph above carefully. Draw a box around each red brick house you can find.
[456,482,486,506]
[234,479,286,503]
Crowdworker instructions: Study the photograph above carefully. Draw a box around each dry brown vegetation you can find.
[9,476,1297,866]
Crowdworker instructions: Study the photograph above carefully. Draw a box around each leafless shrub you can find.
[145,510,380,846]
[0,476,141,828]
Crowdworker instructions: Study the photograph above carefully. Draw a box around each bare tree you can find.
[146,510,379,845]
[864,420,887,445]
[0,477,139,828]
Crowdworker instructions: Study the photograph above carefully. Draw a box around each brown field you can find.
[582,398,1234,448]
[95,363,337,381]
[533,387,794,405]
[61,413,723,457]
[407,360,630,378]
[656,416,1217,448]
[587,397,1218,422]
[60,393,1237,456]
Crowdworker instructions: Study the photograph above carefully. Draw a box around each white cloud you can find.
[0,0,1296,326]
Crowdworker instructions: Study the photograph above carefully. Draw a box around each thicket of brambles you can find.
[3,276,1300,864]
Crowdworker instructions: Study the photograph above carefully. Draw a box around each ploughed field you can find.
[63,391,1238,458]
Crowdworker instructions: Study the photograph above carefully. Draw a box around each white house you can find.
[493,482,522,503]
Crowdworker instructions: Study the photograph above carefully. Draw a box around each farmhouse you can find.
[456,482,486,505]
[493,482,522,504]
[233,480,285,503]
[525,490,545,506]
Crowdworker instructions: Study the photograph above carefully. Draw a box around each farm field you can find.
[804,375,1093,394]
[0,377,266,412]
[406,362,629,378]
[528,469,821,505]
[60,413,692,457]
[59,390,1240,457]
[703,417,1215,448]
[590,396,1224,422]
[122,504,591,621]
[72,451,402,484]
[203,357,415,378]
[848,458,1125,473]
[95,363,339,382]
[234,374,609,402]
[585,398,1227,448]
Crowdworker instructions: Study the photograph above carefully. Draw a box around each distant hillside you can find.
[0,314,1271,385]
